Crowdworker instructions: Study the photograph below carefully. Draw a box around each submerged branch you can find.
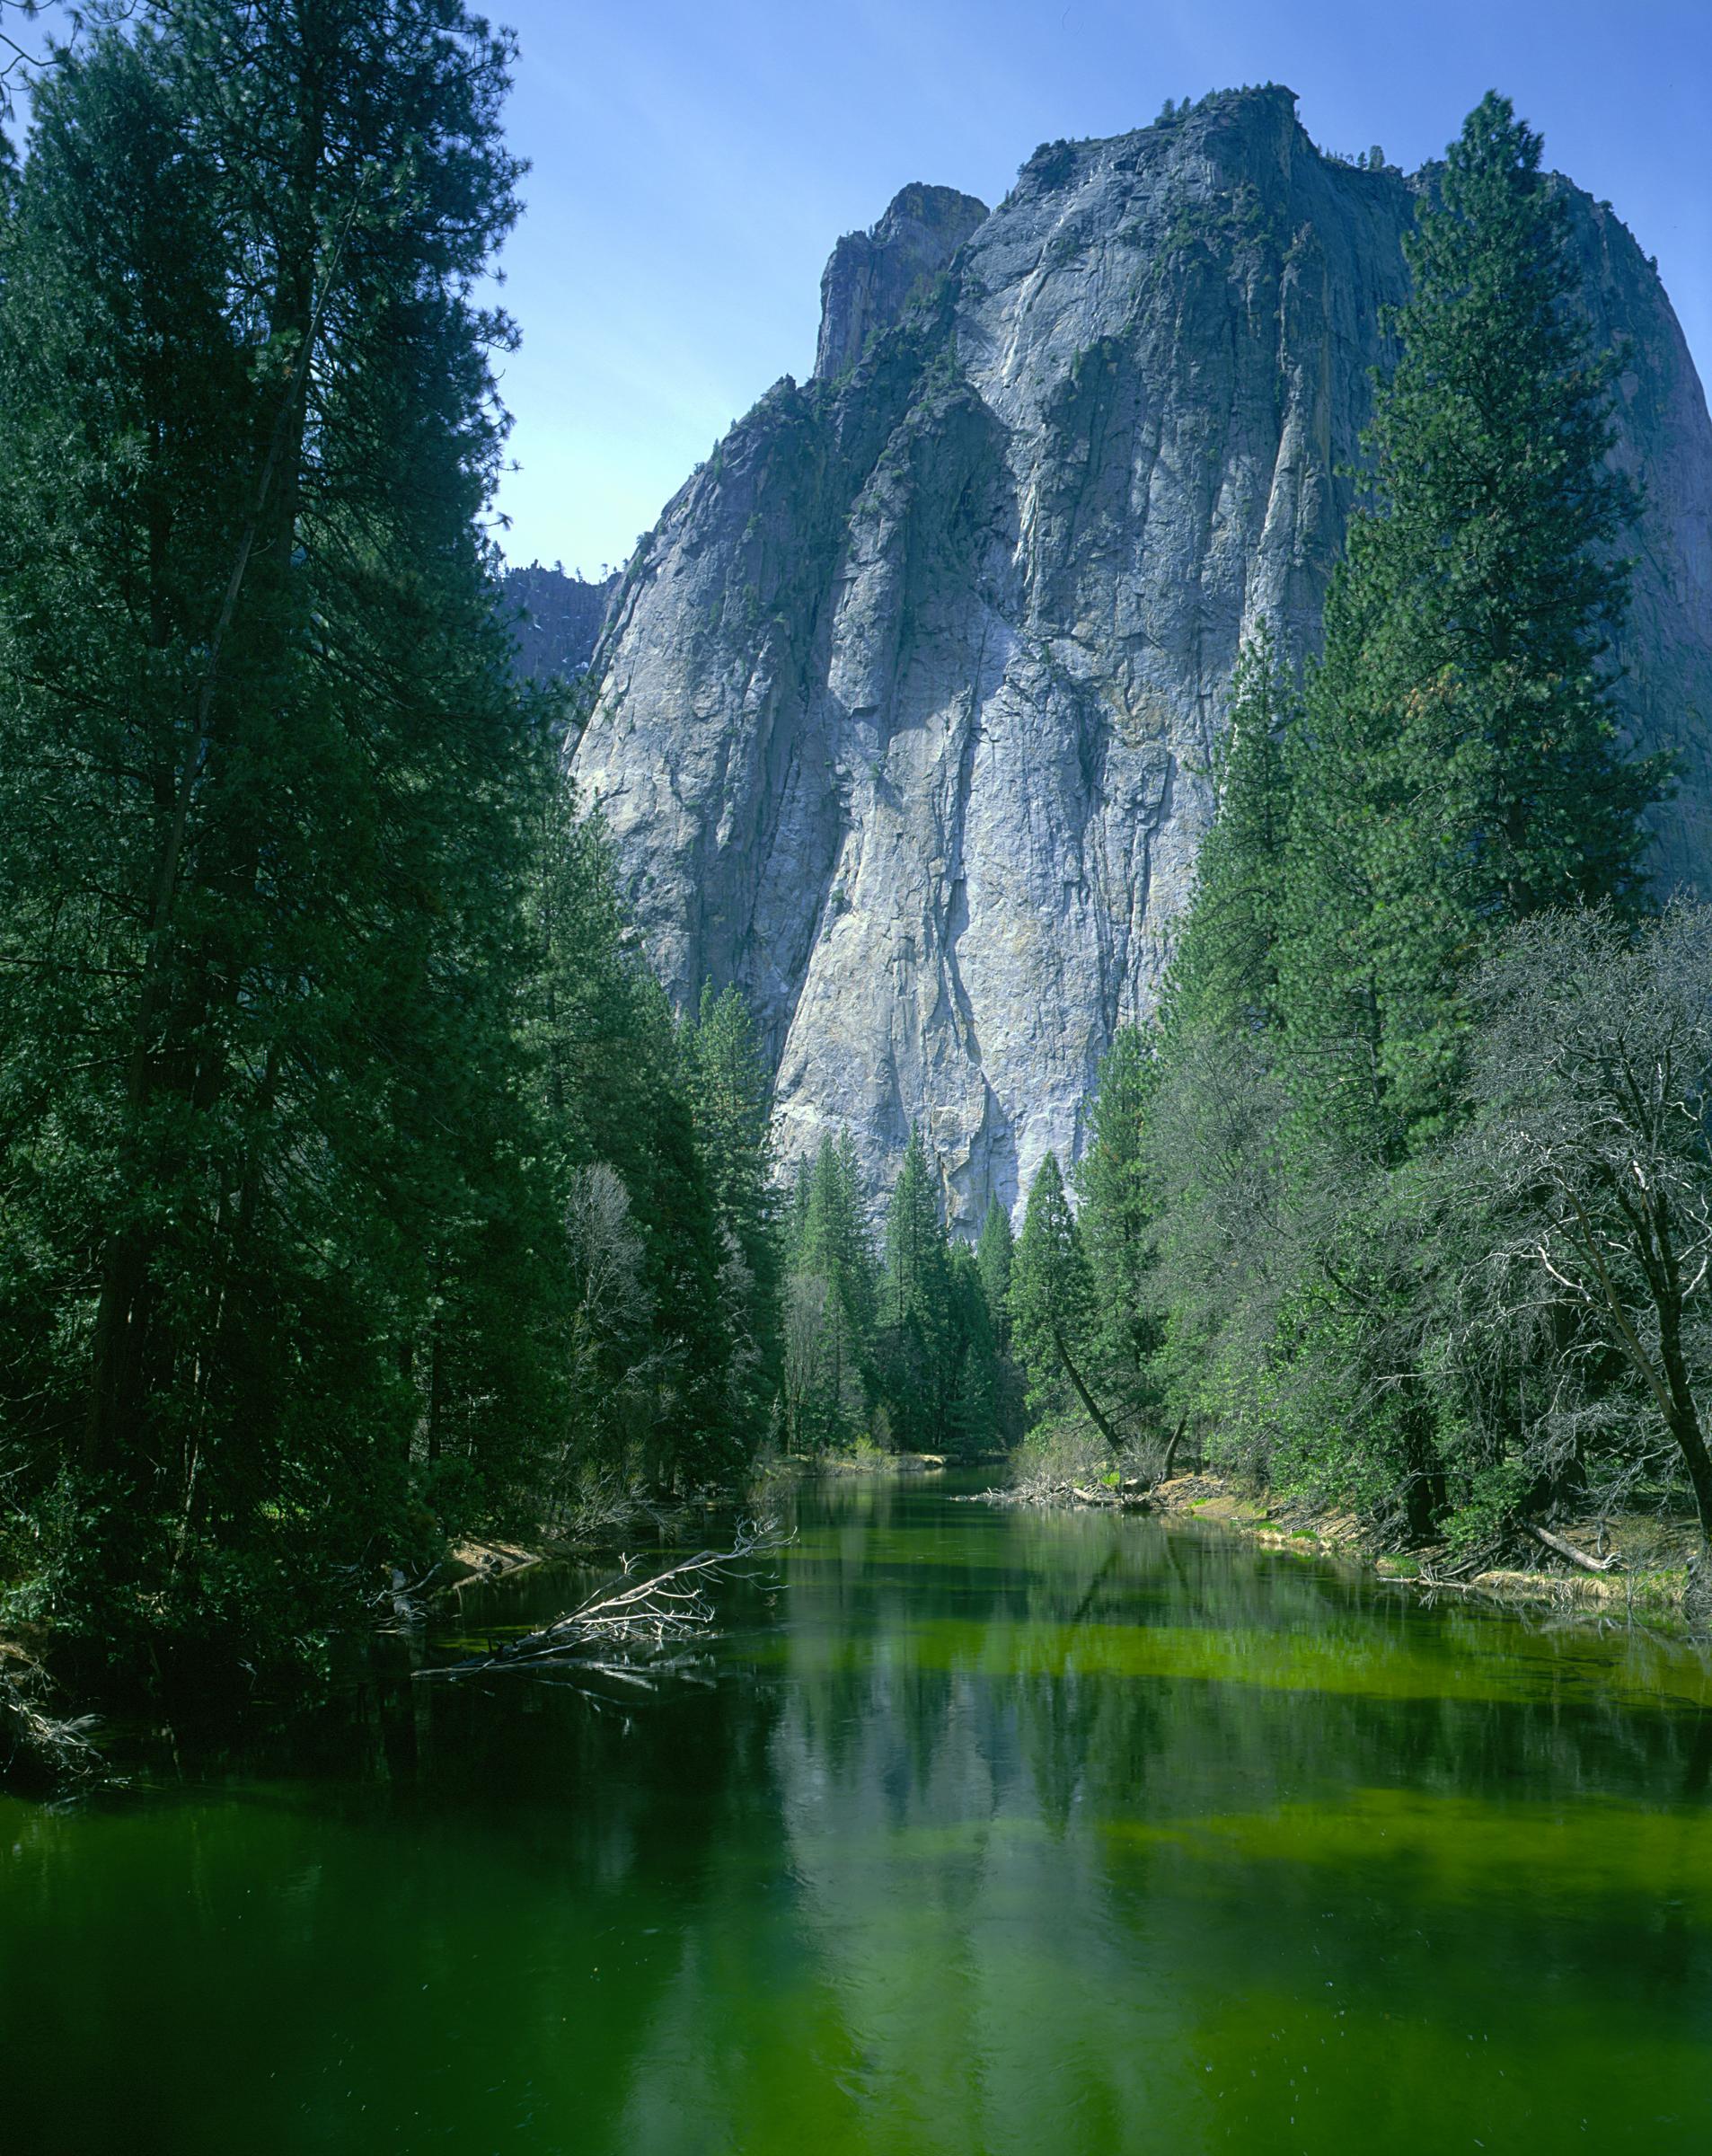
[0,1649,110,1793]
[413,1521,789,1681]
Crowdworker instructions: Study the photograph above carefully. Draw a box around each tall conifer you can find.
[1281,92,1667,1151]
[1010,1154,1104,1435]
[1160,626,1293,1047]
[975,1199,1015,1354]
[0,0,549,1657]
[1075,1029,1160,1414]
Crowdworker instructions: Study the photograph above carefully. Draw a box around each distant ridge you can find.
[504,562,619,682]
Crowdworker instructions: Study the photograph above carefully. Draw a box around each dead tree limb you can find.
[1,1653,109,1792]
[414,1522,788,1681]
[1522,1522,1621,1575]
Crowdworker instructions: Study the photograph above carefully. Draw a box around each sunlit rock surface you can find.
[813,181,991,382]
[571,86,1712,1222]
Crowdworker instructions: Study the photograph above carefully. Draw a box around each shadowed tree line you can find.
[0,0,783,1690]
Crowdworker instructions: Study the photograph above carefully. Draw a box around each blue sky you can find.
[492,0,1710,574]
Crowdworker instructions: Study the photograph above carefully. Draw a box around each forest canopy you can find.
[4,32,1710,1712]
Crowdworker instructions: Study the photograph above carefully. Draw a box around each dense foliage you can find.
[5,42,1710,1717]
[0,1,779,1685]
[1055,94,1712,1575]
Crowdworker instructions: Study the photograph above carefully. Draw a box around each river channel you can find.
[6,1470,1712,2152]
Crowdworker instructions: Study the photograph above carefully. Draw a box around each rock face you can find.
[572,85,1712,1224]
[505,564,619,682]
[814,183,991,381]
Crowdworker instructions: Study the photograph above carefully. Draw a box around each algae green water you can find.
[6,1473,1712,2153]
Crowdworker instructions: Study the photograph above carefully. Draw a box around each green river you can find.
[6,1471,1712,2152]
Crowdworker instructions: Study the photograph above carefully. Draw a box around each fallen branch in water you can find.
[1,1648,109,1793]
[413,1520,788,1680]
[1071,1483,1157,1511]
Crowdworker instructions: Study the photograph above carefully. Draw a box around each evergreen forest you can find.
[3,5,1711,1743]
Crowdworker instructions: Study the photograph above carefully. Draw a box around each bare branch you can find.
[413,1522,790,1681]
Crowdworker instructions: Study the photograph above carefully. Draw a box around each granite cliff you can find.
[506,563,618,682]
[814,181,990,382]
[570,85,1712,1222]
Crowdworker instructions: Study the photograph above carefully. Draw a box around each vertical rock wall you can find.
[572,86,1712,1222]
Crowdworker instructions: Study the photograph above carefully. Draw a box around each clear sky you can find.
[487,0,1710,576]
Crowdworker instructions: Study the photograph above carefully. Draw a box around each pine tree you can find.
[1160,624,1293,1046]
[946,1244,1001,1456]
[800,1135,878,1342]
[782,1135,877,1450]
[975,1198,1015,1353]
[0,0,552,1662]
[1280,92,1667,1153]
[1075,1029,1160,1416]
[876,1127,955,1449]
[782,1156,815,1272]
[1010,1153,1108,1441]
[682,982,782,1418]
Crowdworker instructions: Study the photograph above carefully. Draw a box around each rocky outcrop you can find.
[571,85,1712,1224]
[505,563,618,682]
[814,183,990,381]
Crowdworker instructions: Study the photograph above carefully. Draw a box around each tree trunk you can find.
[1655,1291,1712,1551]
[1052,1326,1123,1461]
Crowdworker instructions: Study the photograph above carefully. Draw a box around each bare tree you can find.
[1453,903,1712,1595]
[564,1163,650,1361]
[551,1163,656,1506]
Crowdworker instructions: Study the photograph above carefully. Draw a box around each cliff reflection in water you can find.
[6,1471,1712,2154]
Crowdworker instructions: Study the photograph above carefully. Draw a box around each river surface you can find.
[6,1471,1712,2152]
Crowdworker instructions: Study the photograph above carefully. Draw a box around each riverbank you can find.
[759,1448,975,1479]
[1145,1474,1704,1624]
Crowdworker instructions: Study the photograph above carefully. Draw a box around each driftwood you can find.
[0,1653,107,1793]
[1071,1483,1157,1511]
[1522,1522,1621,1575]
[414,1520,787,1682]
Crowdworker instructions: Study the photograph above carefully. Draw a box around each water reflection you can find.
[4,1472,1712,2152]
